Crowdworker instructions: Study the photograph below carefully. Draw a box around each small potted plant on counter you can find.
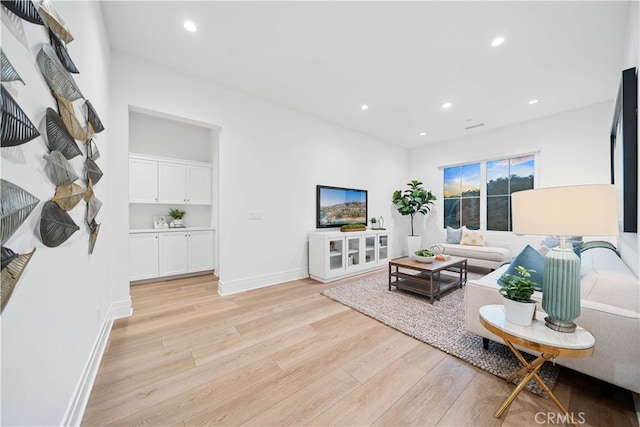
[168,208,187,228]
[498,266,537,326]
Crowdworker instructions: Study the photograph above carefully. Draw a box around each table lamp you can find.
[512,184,618,332]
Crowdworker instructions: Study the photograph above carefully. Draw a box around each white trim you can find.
[218,268,309,296]
[60,299,132,426]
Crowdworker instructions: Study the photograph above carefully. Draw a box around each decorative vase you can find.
[407,235,421,260]
[503,297,536,326]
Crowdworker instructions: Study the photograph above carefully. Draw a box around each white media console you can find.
[308,229,391,283]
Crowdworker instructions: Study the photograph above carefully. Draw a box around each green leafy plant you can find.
[392,180,437,236]
[168,209,187,220]
[415,249,434,257]
[498,266,537,303]
[370,217,377,224]
[340,223,366,231]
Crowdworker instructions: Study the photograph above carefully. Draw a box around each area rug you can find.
[321,272,560,396]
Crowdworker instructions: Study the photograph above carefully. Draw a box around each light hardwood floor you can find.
[82,272,638,426]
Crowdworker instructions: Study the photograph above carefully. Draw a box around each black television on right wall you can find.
[610,67,638,233]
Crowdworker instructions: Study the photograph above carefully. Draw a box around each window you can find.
[443,163,481,229]
[486,155,535,231]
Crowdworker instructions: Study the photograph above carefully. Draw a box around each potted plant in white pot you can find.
[168,208,186,227]
[392,180,437,259]
[498,266,537,326]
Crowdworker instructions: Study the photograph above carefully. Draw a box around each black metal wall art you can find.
[1,179,40,245]
[1,0,44,25]
[39,200,79,247]
[45,107,81,159]
[1,85,40,147]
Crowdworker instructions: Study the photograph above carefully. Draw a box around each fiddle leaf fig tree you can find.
[392,180,437,236]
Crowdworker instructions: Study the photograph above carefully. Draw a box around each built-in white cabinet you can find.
[129,229,214,281]
[129,233,159,280]
[309,230,390,283]
[129,158,159,203]
[129,154,212,205]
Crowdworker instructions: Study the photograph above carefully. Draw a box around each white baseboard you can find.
[218,268,309,296]
[61,298,132,426]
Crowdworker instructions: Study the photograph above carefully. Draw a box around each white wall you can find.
[0,2,119,426]
[408,102,615,257]
[108,51,408,296]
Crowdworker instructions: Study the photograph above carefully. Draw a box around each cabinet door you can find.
[346,236,362,271]
[158,162,187,204]
[378,233,389,262]
[129,233,159,280]
[188,230,214,272]
[186,165,212,205]
[327,237,344,272]
[158,232,189,276]
[363,235,377,266]
[129,158,158,203]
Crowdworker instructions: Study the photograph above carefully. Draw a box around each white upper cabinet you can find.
[158,162,187,203]
[129,158,159,203]
[187,165,212,205]
[129,154,212,205]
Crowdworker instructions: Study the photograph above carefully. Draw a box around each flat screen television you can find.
[316,185,367,229]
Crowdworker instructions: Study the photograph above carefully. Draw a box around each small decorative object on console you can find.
[168,208,187,228]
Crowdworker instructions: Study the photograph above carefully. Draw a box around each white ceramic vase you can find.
[503,297,536,326]
[407,235,422,260]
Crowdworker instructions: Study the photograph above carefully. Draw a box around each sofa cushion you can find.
[460,227,485,246]
[441,243,511,262]
[445,226,462,244]
[499,245,544,290]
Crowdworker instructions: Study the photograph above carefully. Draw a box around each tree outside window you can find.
[486,155,535,231]
[444,163,481,229]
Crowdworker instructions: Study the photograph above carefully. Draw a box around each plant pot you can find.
[503,297,536,326]
[172,218,183,227]
[407,235,421,260]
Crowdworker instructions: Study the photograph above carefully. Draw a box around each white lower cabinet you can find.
[130,233,159,280]
[309,230,391,283]
[130,229,214,281]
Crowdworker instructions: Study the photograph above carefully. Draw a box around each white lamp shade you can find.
[512,184,618,236]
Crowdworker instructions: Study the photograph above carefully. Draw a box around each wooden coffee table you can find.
[388,256,467,303]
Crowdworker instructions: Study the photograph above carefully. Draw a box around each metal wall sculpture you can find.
[0,0,44,25]
[36,44,83,101]
[1,49,24,84]
[1,179,40,245]
[48,29,79,74]
[45,107,81,159]
[39,0,74,43]
[1,0,107,312]
[52,183,85,211]
[1,85,40,146]
[40,201,80,247]
[44,151,79,186]
[1,248,36,312]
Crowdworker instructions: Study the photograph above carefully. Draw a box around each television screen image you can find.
[316,185,367,228]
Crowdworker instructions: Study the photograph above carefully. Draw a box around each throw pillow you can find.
[542,236,583,248]
[499,245,545,291]
[445,226,462,244]
[460,227,485,246]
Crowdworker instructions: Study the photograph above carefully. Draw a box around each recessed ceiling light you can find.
[419,132,426,136]
[184,20,197,32]
[442,102,452,109]
[529,99,539,105]
[491,37,505,47]
[360,104,369,110]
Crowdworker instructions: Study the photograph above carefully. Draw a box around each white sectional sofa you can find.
[464,246,640,393]
[441,241,512,270]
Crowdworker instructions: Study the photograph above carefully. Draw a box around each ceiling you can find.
[100,1,629,149]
